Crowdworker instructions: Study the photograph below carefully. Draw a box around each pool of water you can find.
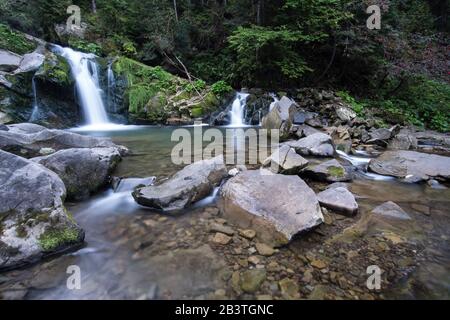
[0,126,448,300]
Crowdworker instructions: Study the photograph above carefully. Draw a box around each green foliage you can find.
[336,91,366,115]
[68,39,102,55]
[0,23,36,54]
[211,80,233,97]
[38,227,79,252]
[184,80,206,93]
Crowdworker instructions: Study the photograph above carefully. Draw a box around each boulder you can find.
[335,104,356,122]
[133,155,227,211]
[303,159,351,182]
[367,125,400,145]
[0,50,22,72]
[317,187,358,216]
[262,96,296,139]
[219,170,323,246]
[0,150,84,271]
[11,51,45,74]
[294,124,321,138]
[285,133,335,157]
[0,123,128,158]
[388,129,418,150]
[32,147,122,200]
[368,150,450,182]
[262,145,308,174]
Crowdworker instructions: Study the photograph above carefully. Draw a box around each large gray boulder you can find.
[0,50,21,72]
[219,170,323,246]
[285,133,335,157]
[11,51,45,74]
[262,145,308,174]
[133,155,227,211]
[0,123,128,158]
[317,187,358,216]
[32,147,122,200]
[0,150,84,271]
[262,96,296,139]
[303,159,351,182]
[368,150,450,182]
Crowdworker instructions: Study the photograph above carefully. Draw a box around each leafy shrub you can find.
[68,39,102,55]
[0,23,36,54]
[211,80,233,97]
[336,91,366,115]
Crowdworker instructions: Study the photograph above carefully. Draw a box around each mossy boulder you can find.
[112,56,232,124]
[302,159,352,182]
[0,23,36,55]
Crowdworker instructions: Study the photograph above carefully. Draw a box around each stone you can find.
[133,155,227,211]
[368,151,450,183]
[335,105,356,122]
[262,96,296,139]
[262,144,308,174]
[285,133,335,157]
[303,159,351,182]
[1,123,128,158]
[212,233,232,245]
[240,269,267,293]
[219,170,323,246]
[294,124,322,138]
[311,259,327,269]
[209,223,235,236]
[0,150,84,271]
[239,229,256,240]
[0,50,21,72]
[388,130,418,150]
[279,278,300,300]
[248,256,261,265]
[255,243,275,256]
[32,147,121,200]
[317,187,358,216]
[12,51,45,74]
[371,201,411,220]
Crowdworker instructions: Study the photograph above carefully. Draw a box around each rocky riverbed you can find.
[0,124,449,300]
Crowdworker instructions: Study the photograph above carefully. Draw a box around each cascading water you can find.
[29,76,39,121]
[107,64,116,113]
[269,92,279,112]
[229,92,249,126]
[53,46,109,126]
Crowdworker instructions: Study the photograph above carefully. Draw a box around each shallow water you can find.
[0,126,448,300]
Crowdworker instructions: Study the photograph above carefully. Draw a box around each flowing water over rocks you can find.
[0,127,449,300]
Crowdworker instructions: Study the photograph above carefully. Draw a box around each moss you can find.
[0,23,36,55]
[38,227,80,252]
[37,54,72,86]
[327,166,345,178]
[190,107,204,118]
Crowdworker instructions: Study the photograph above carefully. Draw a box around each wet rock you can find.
[133,155,227,211]
[261,96,296,139]
[209,223,234,236]
[0,150,84,271]
[0,123,128,158]
[262,145,308,174]
[303,159,351,182]
[372,201,411,220]
[368,151,450,182]
[255,243,275,256]
[212,233,232,245]
[219,170,323,246]
[285,133,335,157]
[317,187,358,216]
[32,147,121,200]
[279,278,300,300]
[240,269,267,293]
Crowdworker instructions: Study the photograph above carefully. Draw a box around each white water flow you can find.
[336,150,395,181]
[55,46,109,125]
[29,76,39,121]
[269,92,279,112]
[229,92,249,126]
[107,64,116,112]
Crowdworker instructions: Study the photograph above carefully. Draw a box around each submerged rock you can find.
[0,123,127,158]
[0,150,84,271]
[368,150,450,182]
[285,133,335,157]
[133,155,227,211]
[32,147,122,200]
[219,170,323,246]
[317,187,358,216]
[371,201,411,220]
[262,144,308,174]
[303,159,351,182]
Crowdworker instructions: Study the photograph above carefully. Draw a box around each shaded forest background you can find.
[0,0,449,131]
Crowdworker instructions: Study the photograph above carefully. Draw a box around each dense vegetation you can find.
[0,0,448,131]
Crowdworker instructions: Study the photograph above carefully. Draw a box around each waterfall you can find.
[107,64,116,113]
[229,92,249,126]
[29,76,39,121]
[53,46,109,126]
[269,93,279,112]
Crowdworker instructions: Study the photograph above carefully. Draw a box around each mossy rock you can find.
[38,227,81,252]
[190,107,204,118]
[35,53,73,87]
[0,23,36,55]
[327,166,345,178]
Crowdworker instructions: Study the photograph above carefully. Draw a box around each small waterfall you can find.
[53,46,109,126]
[29,76,39,121]
[229,92,249,126]
[269,93,279,112]
[107,64,116,113]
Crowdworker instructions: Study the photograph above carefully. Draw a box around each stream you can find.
[0,126,448,300]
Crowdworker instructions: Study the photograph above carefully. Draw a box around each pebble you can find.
[279,278,300,300]
[239,229,256,240]
[240,269,267,293]
[248,256,261,265]
[209,222,235,236]
[256,243,275,256]
[212,232,232,245]
[311,259,327,269]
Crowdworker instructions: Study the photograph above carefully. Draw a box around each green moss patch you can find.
[38,227,80,252]
[37,53,73,86]
[327,166,345,178]
[0,24,36,55]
